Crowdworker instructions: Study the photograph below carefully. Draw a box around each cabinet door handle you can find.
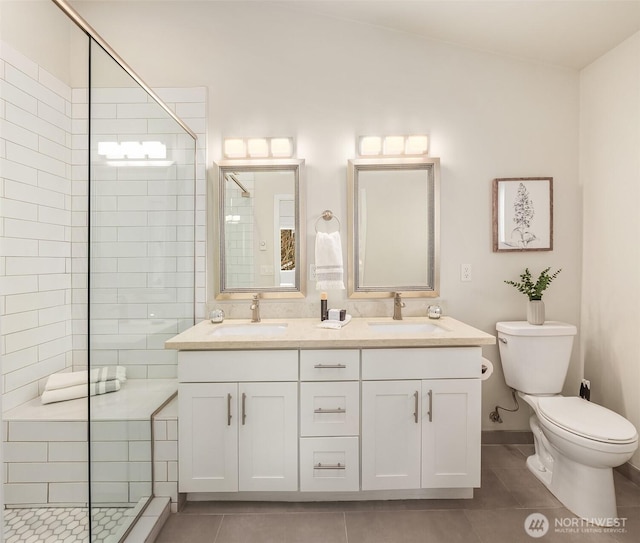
[314,462,346,470]
[427,389,433,422]
[413,391,419,423]
[241,392,247,425]
[227,393,232,426]
[314,407,345,414]
[313,363,346,369]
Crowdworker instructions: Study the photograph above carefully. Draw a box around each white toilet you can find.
[496,321,638,525]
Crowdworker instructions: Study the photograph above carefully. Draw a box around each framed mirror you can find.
[215,159,305,299]
[347,157,440,298]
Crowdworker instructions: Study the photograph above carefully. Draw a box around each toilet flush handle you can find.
[499,337,508,344]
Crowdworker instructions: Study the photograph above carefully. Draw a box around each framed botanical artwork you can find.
[492,177,553,252]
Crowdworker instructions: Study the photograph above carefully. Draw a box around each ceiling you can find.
[78,1,640,69]
[273,0,640,69]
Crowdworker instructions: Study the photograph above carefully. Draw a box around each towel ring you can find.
[315,210,341,233]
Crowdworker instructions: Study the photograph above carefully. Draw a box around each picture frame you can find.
[492,177,553,252]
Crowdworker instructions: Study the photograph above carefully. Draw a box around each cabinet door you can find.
[178,383,238,492]
[238,382,298,491]
[421,379,481,488]
[361,380,422,490]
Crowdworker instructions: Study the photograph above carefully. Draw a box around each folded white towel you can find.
[315,231,345,290]
[317,314,352,330]
[44,366,127,392]
[41,379,121,405]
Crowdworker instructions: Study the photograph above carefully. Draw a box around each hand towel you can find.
[315,231,345,290]
[44,366,127,392]
[41,379,121,405]
[317,314,352,329]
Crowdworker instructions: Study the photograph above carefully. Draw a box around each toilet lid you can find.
[538,396,638,443]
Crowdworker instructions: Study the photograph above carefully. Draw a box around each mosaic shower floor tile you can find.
[3,506,131,543]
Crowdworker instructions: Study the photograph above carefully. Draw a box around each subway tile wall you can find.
[1,39,207,409]
[0,41,75,412]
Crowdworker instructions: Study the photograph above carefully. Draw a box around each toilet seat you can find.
[537,396,638,444]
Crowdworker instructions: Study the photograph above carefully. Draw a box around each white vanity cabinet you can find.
[175,339,486,499]
[361,348,481,491]
[178,350,298,493]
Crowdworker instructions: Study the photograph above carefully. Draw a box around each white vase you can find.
[527,300,545,325]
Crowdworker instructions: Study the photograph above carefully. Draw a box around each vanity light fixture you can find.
[357,135,429,157]
[223,137,294,159]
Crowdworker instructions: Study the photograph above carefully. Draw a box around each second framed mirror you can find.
[347,157,440,298]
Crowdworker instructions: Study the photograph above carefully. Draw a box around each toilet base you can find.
[526,450,619,526]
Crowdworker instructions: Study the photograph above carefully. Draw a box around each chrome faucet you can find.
[250,294,261,323]
[393,292,405,320]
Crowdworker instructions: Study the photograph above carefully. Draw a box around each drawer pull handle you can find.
[314,407,345,414]
[227,393,232,426]
[427,389,433,422]
[313,364,346,369]
[241,392,247,425]
[413,391,419,423]
[314,462,345,470]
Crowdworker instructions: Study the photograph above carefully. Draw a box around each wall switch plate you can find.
[461,264,472,282]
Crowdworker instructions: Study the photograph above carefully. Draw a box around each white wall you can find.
[72,1,583,432]
[580,32,640,468]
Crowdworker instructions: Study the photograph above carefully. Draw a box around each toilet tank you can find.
[496,321,577,394]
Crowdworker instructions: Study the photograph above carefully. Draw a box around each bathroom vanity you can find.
[165,317,494,500]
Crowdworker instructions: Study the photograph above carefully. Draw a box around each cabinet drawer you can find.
[300,437,359,492]
[300,350,359,381]
[362,347,481,380]
[178,350,298,382]
[300,382,360,437]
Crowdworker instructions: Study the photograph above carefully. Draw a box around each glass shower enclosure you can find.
[1,0,196,541]
[88,37,196,541]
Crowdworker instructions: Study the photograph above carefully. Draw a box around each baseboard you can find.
[481,430,534,444]
[615,461,640,486]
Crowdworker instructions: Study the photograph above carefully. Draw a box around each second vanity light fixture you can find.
[358,135,429,157]
[223,137,295,159]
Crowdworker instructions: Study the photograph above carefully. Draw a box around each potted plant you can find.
[504,267,561,325]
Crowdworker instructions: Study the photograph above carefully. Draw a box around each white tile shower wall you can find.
[2,33,205,408]
[0,41,74,412]
[153,397,178,512]
[84,86,206,380]
[3,416,152,507]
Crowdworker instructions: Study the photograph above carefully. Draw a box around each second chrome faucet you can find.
[393,292,405,320]
[250,294,261,322]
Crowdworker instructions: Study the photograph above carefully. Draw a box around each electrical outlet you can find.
[461,264,472,282]
[309,264,317,281]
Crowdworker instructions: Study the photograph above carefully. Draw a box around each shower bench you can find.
[3,379,178,509]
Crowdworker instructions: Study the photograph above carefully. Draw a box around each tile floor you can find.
[3,506,132,543]
[156,445,640,543]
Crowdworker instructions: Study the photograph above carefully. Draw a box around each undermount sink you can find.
[368,322,444,334]
[210,323,288,337]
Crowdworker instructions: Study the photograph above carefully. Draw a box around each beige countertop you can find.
[165,316,495,350]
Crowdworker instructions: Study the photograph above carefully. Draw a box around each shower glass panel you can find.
[89,39,195,540]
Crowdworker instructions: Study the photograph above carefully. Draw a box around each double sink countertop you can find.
[165,316,496,350]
